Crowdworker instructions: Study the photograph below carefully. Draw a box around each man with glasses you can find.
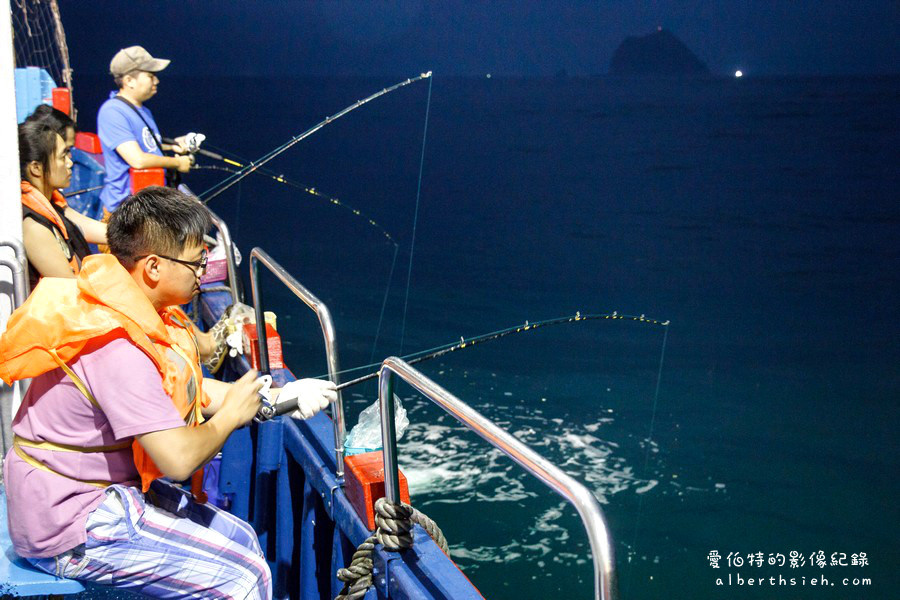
[97,46,193,214]
[0,187,335,598]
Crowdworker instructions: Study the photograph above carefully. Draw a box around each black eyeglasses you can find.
[135,251,208,275]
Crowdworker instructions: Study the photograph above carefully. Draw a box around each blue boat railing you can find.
[378,357,618,600]
[249,247,347,477]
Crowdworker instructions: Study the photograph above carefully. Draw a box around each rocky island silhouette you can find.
[610,29,709,76]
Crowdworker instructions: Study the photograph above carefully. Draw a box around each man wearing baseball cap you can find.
[97,46,193,213]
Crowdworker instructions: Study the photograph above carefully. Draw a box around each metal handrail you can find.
[378,357,617,600]
[179,184,241,303]
[205,207,241,303]
[0,237,29,307]
[249,247,347,477]
[0,238,29,459]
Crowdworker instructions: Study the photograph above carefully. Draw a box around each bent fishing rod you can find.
[257,311,670,420]
[198,71,433,204]
[193,164,398,246]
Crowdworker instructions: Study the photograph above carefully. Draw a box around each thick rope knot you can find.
[373,497,414,551]
[334,498,449,600]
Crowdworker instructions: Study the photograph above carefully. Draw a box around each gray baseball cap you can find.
[110,46,170,77]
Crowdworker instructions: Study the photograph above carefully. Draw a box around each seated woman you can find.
[19,120,108,288]
[20,115,238,373]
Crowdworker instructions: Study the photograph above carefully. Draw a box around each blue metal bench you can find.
[0,488,85,597]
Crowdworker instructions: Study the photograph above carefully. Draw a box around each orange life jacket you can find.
[20,180,80,276]
[0,254,209,500]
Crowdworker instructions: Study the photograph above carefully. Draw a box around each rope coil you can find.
[335,497,448,600]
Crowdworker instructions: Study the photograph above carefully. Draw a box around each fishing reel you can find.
[254,374,276,423]
[162,133,207,157]
[181,132,206,153]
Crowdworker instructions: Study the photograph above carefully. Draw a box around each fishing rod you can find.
[160,135,400,244]
[64,184,104,197]
[161,136,228,163]
[198,71,433,204]
[192,164,398,246]
[257,311,670,420]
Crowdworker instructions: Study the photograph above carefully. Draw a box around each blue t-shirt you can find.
[97,92,163,211]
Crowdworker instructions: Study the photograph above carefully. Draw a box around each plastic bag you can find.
[344,395,409,456]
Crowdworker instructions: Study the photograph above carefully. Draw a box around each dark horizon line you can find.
[71,71,900,80]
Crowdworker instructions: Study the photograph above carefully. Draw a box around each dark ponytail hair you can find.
[25,104,76,138]
[18,120,59,181]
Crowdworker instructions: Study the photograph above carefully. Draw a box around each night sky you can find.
[61,1,898,79]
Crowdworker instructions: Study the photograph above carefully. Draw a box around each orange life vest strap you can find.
[21,181,69,238]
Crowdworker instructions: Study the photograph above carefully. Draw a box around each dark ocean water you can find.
[77,74,899,599]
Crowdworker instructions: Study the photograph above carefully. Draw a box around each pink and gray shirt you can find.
[3,337,185,558]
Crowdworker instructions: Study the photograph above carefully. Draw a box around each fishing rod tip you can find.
[422,71,433,78]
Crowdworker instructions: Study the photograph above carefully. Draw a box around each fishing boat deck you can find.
[0,490,85,596]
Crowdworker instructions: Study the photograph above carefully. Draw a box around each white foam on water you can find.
[393,390,719,569]
[635,479,658,494]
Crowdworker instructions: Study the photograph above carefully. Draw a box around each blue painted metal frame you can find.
[200,289,483,599]
[0,490,85,597]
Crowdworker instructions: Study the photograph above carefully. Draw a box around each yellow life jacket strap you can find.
[12,440,112,489]
[14,434,131,454]
[46,348,101,410]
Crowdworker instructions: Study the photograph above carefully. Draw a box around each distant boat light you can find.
[735,70,743,78]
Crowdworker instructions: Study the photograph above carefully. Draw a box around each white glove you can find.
[278,378,337,420]
[184,132,206,153]
[226,330,244,357]
[257,374,273,404]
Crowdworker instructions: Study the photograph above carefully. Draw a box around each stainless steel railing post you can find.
[179,184,242,303]
[377,357,617,600]
[249,252,270,375]
[206,208,241,303]
[0,238,29,459]
[0,238,28,309]
[378,369,401,503]
[248,248,347,477]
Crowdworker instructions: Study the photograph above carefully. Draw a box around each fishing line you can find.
[263,311,669,419]
[312,311,669,388]
[193,164,399,246]
[195,161,401,360]
[198,71,433,204]
[369,243,400,364]
[624,324,669,598]
[398,74,433,355]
